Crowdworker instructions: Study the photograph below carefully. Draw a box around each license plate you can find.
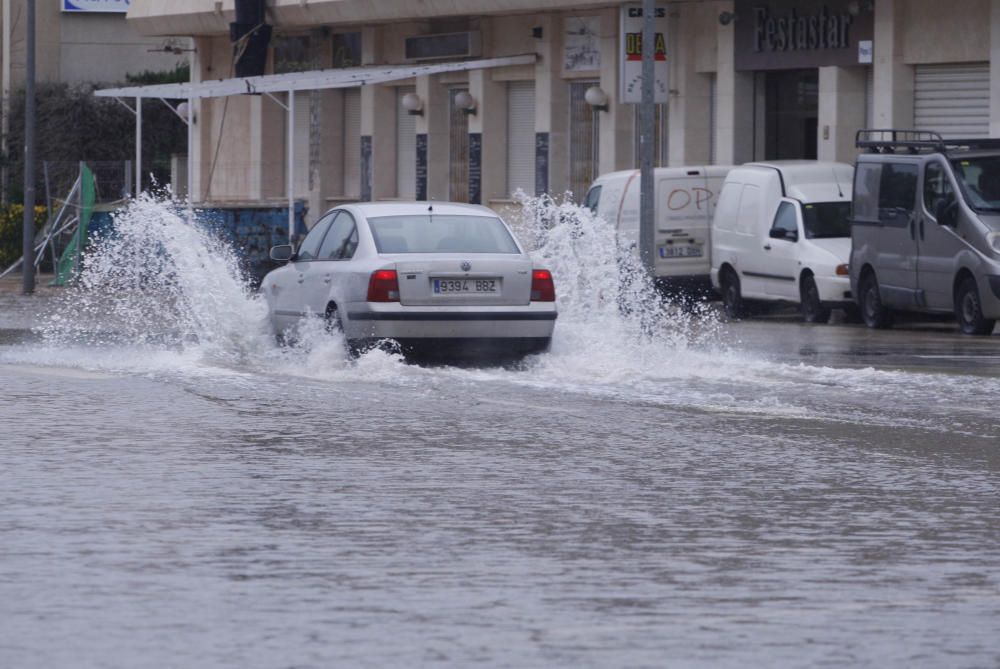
[432,278,499,294]
[659,245,702,258]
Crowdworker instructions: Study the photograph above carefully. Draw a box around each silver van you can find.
[850,130,1000,335]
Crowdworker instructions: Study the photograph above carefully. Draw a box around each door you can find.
[276,214,335,324]
[872,162,920,307]
[761,199,802,299]
[730,184,770,297]
[302,211,360,316]
[918,159,964,310]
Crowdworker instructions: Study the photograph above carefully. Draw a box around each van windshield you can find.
[951,156,1000,212]
[801,201,852,238]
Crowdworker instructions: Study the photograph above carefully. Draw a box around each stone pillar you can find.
[818,66,867,162]
[714,1,754,165]
[991,0,1000,136]
[668,4,713,166]
[360,85,396,201]
[468,68,507,204]
[872,0,913,129]
[416,74,449,201]
[533,14,569,197]
[598,7,634,174]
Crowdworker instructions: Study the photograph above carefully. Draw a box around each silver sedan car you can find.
[261,202,557,357]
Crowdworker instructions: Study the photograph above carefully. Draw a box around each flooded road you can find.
[2,198,999,667]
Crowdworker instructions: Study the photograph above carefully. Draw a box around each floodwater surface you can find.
[2,197,999,668]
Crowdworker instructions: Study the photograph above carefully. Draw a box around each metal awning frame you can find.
[94,54,537,240]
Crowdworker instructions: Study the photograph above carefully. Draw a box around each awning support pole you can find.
[135,96,142,196]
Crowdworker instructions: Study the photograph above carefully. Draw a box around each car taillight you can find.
[367,269,400,302]
[531,269,555,302]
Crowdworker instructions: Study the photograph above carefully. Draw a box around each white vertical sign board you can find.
[62,0,130,12]
[619,4,668,104]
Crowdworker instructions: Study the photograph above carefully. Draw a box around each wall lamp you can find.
[454,90,477,116]
[401,92,424,116]
[718,11,736,25]
[584,86,609,112]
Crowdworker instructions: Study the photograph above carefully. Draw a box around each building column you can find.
[872,0,913,129]
[468,68,507,204]
[598,7,634,174]
[416,74,449,201]
[991,0,1000,136]
[533,14,569,197]
[360,85,396,201]
[668,4,713,166]
[818,66,866,162]
[714,1,754,165]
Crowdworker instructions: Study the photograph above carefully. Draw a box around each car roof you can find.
[336,201,500,218]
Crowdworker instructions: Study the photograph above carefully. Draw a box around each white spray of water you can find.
[17,191,999,432]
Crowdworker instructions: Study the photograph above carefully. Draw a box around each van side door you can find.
[760,199,802,299]
[871,161,920,307]
[918,158,964,310]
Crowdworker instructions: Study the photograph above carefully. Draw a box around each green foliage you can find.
[0,205,47,269]
[1,69,189,204]
[125,63,191,86]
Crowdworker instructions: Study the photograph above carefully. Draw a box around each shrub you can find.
[0,205,48,270]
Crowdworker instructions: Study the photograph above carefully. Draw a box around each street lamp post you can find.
[22,0,35,294]
[638,0,656,278]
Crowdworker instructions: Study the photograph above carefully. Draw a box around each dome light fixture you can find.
[584,86,609,112]
[401,92,424,116]
[454,90,477,116]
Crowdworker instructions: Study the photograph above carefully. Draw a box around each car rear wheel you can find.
[800,274,831,324]
[955,277,996,335]
[859,272,892,329]
[720,268,746,320]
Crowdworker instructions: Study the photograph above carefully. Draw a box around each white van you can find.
[710,161,854,322]
[584,166,733,291]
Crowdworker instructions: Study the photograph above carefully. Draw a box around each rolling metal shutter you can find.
[293,91,311,197]
[396,86,417,199]
[343,89,361,197]
[914,63,989,138]
[506,81,536,197]
[449,88,470,202]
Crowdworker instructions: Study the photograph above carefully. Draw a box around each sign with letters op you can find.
[619,4,669,104]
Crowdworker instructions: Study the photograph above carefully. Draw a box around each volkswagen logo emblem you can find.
[461,261,472,272]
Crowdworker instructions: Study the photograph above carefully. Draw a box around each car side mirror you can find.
[270,244,295,261]
[769,228,797,242]
[935,199,958,227]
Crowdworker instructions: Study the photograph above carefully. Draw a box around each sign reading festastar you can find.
[62,0,130,13]
[618,4,669,104]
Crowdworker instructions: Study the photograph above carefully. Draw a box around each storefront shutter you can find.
[396,86,417,199]
[293,91,311,197]
[449,88,470,202]
[914,63,989,138]
[343,89,361,197]
[506,81,536,197]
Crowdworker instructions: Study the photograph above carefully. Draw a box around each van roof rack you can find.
[856,129,1000,154]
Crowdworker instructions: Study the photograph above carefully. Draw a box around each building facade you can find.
[123,0,1000,225]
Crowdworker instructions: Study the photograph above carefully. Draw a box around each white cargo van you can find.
[584,166,733,291]
[710,161,854,322]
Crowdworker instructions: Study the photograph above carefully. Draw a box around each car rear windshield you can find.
[368,215,521,254]
[952,156,1000,212]
[802,201,851,239]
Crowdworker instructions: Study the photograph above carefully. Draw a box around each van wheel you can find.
[859,272,892,329]
[800,275,831,324]
[720,268,746,320]
[955,277,996,335]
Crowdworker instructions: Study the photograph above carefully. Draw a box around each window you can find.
[368,215,520,254]
[802,202,852,238]
[877,163,918,224]
[951,156,1000,212]
[770,201,798,237]
[332,32,362,69]
[296,214,335,261]
[584,185,602,214]
[570,81,599,202]
[853,162,881,222]
[318,212,359,260]
[924,161,956,217]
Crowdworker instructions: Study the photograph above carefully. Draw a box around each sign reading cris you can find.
[618,4,669,104]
